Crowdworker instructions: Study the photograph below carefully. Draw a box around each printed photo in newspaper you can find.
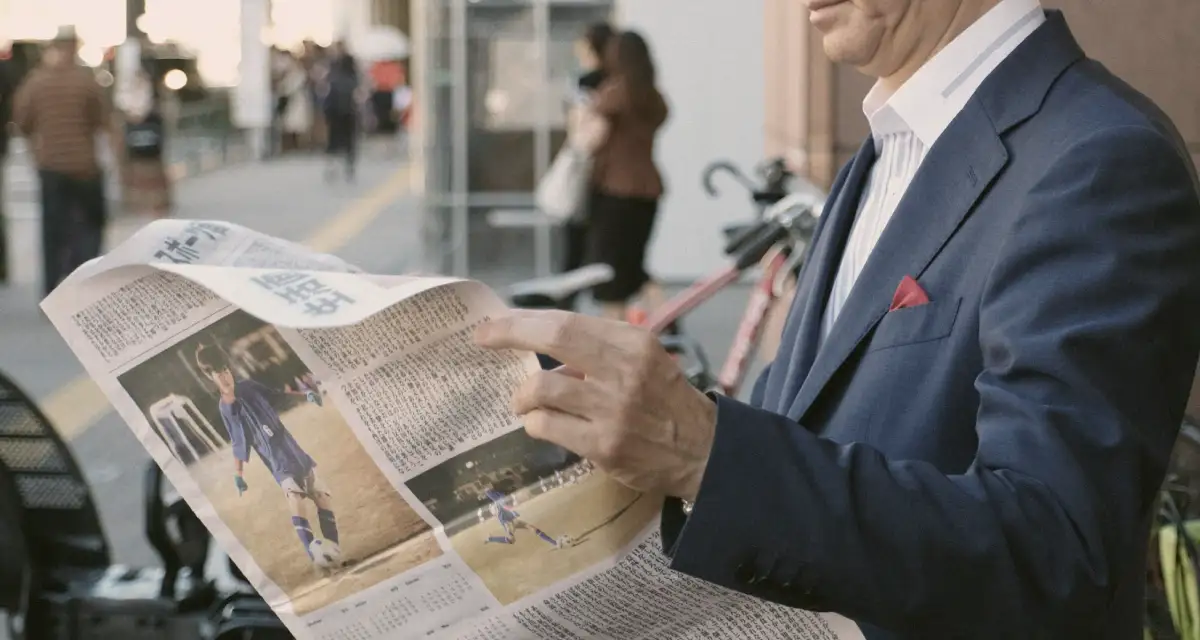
[116,308,442,615]
[405,427,660,606]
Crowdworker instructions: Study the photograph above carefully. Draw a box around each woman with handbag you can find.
[575,30,669,321]
[556,23,615,310]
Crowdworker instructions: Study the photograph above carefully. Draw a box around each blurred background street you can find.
[0,0,1195,575]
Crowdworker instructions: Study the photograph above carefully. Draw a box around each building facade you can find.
[763,0,1200,189]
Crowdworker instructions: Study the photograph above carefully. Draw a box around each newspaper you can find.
[41,219,864,640]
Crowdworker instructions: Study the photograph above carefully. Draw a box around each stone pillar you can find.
[233,0,272,160]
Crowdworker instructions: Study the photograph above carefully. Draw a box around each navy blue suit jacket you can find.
[662,12,1200,639]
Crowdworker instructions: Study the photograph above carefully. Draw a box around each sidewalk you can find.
[2,135,248,211]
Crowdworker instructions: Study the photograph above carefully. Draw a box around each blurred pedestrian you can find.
[115,62,172,217]
[576,30,669,321]
[278,52,313,152]
[575,23,614,97]
[557,22,615,310]
[368,58,404,136]
[13,26,114,297]
[321,53,361,182]
[0,57,15,284]
[303,41,330,150]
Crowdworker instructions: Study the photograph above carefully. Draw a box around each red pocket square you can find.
[889,275,930,311]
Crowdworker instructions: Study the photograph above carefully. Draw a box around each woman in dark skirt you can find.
[579,31,670,320]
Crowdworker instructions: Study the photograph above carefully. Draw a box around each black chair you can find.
[0,371,110,572]
[0,454,34,638]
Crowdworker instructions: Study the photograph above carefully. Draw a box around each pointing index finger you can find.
[474,309,636,375]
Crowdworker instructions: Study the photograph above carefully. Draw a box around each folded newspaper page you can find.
[41,219,864,640]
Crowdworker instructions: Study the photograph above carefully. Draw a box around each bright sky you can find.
[1,0,338,87]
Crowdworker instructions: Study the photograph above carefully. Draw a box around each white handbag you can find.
[535,144,593,223]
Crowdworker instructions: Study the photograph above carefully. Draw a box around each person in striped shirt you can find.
[12,26,114,298]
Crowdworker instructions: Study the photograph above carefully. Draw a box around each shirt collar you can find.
[864,0,1045,149]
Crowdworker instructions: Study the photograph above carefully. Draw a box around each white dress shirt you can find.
[820,0,1046,344]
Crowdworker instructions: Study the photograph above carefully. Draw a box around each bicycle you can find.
[508,190,825,398]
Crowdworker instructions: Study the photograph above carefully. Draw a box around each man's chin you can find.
[820,34,865,66]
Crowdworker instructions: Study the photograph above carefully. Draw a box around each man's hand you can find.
[234,475,248,496]
[475,310,717,501]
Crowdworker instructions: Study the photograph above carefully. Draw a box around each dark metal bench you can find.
[0,369,288,639]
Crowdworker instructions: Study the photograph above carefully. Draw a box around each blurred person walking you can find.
[278,53,313,153]
[115,62,172,217]
[13,27,114,298]
[303,42,330,150]
[321,53,362,183]
[576,30,669,321]
[556,23,615,310]
[368,58,404,136]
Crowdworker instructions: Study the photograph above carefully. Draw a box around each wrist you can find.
[674,389,717,503]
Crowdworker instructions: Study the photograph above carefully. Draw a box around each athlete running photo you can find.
[482,489,564,549]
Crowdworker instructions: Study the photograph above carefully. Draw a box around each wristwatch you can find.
[681,499,695,516]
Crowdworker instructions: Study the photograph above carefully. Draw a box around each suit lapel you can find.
[767,139,876,415]
[786,100,1008,421]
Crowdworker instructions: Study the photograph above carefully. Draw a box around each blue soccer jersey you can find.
[220,379,316,484]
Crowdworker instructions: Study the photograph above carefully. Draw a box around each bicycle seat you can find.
[508,264,615,309]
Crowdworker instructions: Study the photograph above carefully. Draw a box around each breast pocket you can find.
[866,297,962,353]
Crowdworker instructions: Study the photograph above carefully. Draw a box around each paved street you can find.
[0,140,756,568]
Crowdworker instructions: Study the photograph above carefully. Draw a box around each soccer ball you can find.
[309,539,342,569]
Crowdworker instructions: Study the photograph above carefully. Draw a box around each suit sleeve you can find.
[663,125,1200,636]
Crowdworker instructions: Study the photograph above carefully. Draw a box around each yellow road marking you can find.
[41,164,413,441]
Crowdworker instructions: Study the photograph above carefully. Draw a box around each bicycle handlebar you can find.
[723,222,768,256]
[701,160,760,198]
[725,190,826,257]
[733,221,790,270]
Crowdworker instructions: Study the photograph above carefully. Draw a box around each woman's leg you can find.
[560,221,589,311]
[586,191,630,319]
[621,198,662,321]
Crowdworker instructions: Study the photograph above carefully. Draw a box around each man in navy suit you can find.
[477,0,1200,636]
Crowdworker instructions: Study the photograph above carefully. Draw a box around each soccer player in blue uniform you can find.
[195,344,340,569]
[482,489,561,548]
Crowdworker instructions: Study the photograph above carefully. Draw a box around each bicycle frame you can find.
[642,245,794,397]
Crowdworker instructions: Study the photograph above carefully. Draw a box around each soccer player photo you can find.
[118,309,441,616]
[194,343,342,573]
[405,428,660,605]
